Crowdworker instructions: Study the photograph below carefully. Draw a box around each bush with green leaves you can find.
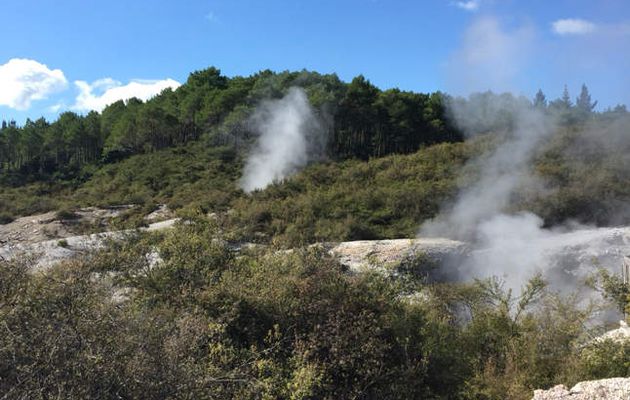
[0,212,13,224]
[3,219,616,399]
[578,339,630,380]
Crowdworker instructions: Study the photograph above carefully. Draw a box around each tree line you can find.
[0,68,459,184]
[0,66,622,185]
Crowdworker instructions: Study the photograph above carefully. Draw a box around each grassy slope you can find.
[2,123,630,243]
[229,142,470,245]
[0,140,471,243]
[0,142,241,222]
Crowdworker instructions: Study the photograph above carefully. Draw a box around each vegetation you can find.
[1,222,626,399]
[0,68,458,185]
[229,141,470,246]
[1,68,630,398]
[2,69,628,239]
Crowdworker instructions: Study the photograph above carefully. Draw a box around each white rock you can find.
[532,377,630,400]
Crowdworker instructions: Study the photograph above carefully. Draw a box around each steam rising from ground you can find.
[421,95,563,292]
[423,15,630,296]
[446,16,534,95]
[423,96,554,240]
[240,87,326,192]
[422,95,630,295]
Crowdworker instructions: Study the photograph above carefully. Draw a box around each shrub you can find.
[55,208,80,221]
[0,212,14,224]
[579,339,630,380]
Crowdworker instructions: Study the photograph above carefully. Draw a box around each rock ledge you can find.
[532,377,630,400]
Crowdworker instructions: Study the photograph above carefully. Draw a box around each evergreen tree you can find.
[533,89,547,108]
[576,84,597,113]
[560,85,572,109]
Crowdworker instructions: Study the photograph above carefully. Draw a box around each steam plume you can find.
[422,95,554,240]
[240,87,326,192]
[423,16,630,298]
[422,94,630,297]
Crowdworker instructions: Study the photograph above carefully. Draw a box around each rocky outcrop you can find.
[144,204,174,222]
[594,321,630,344]
[0,218,180,270]
[0,206,181,270]
[532,378,630,400]
[0,206,134,247]
[328,238,468,279]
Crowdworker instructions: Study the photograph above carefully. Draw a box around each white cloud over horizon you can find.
[552,18,597,35]
[0,58,68,110]
[454,1,480,12]
[73,78,181,112]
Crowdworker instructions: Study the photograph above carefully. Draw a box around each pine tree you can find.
[560,85,572,109]
[576,84,597,113]
[533,89,547,108]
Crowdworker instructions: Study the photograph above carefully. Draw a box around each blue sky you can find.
[1,0,629,123]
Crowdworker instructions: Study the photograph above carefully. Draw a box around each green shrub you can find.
[55,208,80,221]
[1,223,618,400]
[0,212,14,224]
[579,340,630,380]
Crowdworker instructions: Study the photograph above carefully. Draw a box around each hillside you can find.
[2,70,629,239]
[2,68,630,399]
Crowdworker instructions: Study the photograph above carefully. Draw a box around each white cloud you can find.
[73,78,181,112]
[47,103,65,113]
[454,0,480,11]
[552,18,597,35]
[0,58,68,110]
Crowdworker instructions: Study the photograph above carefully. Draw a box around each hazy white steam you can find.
[0,58,68,110]
[423,95,554,239]
[447,17,534,94]
[552,18,597,36]
[240,87,325,192]
[427,15,630,299]
[421,94,630,296]
[465,214,630,295]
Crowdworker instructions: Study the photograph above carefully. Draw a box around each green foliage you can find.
[1,71,627,235]
[2,69,630,399]
[76,142,242,211]
[0,180,72,219]
[55,207,79,220]
[0,212,13,224]
[579,339,630,379]
[0,223,454,398]
[426,276,594,400]
[2,221,612,399]
[528,115,630,226]
[588,268,630,314]
[230,142,470,245]
[0,67,461,191]
[576,84,597,114]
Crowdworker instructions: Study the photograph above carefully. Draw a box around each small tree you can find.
[590,268,630,316]
[560,85,572,109]
[533,89,547,109]
[576,84,597,113]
